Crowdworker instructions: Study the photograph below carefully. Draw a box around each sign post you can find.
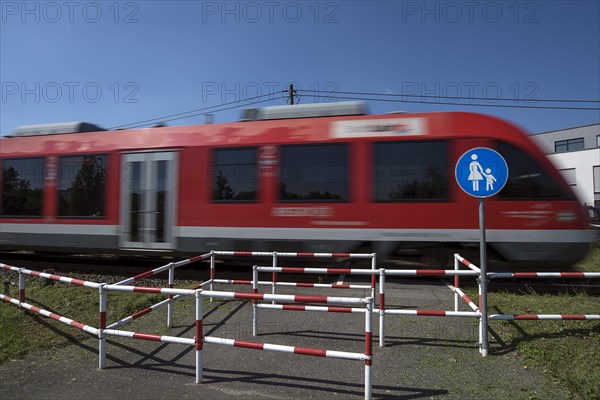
[455,147,508,357]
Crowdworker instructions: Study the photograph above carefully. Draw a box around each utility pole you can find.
[288,83,295,105]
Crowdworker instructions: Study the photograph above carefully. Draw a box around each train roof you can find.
[8,122,106,138]
[0,105,529,157]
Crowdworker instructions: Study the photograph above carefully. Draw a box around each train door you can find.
[120,152,178,250]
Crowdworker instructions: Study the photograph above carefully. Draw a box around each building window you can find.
[498,141,572,200]
[594,166,600,194]
[554,137,584,153]
[559,168,577,186]
[212,147,257,201]
[1,157,44,216]
[58,155,107,217]
[374,141,448,201]
[280,143,348,201]
[596,135,600,148]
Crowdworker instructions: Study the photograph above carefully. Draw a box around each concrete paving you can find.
[0,277,571,399]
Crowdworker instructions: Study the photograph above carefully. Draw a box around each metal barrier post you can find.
[18,269,25,313]
[271,252,277,304]
[477,269,484,355]
[379,268,385,347]
[252,266,258,336]
[454,254,459,312]
[209,252,215,302]
[195,290,203,383]
[167,264,174,328]
[98,284,107,369]
[370,254,376,301]
[364,297,373,400]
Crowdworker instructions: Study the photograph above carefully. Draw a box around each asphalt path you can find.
[0,278,571,399]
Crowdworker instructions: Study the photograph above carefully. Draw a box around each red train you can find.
[1,102,597,266]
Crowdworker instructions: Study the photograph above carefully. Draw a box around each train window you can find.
[374,141,448,201]
[280,143,348,202]
[212,147,257,201]
[498,142,573,200]
[1,158,44,216]
[58,154,107,217]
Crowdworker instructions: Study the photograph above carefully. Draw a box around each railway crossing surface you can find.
[0,279,572,400]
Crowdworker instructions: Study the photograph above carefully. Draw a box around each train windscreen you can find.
[497,141,574,200]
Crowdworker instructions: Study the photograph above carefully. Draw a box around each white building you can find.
[531,123,600,208]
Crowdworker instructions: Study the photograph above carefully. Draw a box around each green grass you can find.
[0,279,163,363]
[575,243,600,273]
[486,291,600,400]
[463,247,600,400]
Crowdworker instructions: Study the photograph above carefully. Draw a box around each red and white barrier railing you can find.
[0,293,98,336]
[488,272,600,279]
[489,314,600,320]
[208,251,378,306]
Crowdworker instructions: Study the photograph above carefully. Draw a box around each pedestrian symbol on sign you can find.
[455,147,508,198]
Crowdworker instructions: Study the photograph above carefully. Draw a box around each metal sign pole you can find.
[479,198,489,356]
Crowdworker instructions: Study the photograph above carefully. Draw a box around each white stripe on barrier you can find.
[256,304,365,313]
[103,329,196,345]
[202,290,368,305]
[385,310,479,317]
[489,314,600,320]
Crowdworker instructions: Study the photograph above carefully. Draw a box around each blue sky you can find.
[1,0,599,136]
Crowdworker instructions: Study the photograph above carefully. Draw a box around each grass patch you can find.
[464,249,600,399]
[575,243,599,273]
[0,279,163,364]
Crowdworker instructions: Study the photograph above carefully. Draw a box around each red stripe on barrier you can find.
[416,270,446,276]
[49,274,61,281]
[560,314,587,320]
[294,295,328,304]
[133,332,164,342]
[295,283,315,288]
[100,311,107,329]
[30,271,41,277]
[281,267,306,273]
[416,310,447,316]
[294,347,327,357]
[189,255,205,263]
[328,306,353,313]
[19,289,25,301]
[329,268,352,274]
[71,279,86,286]
[514,314,540,320]
[282,305,306,311]
[131,307,153,320]
[48,312,62,321]
[30,305,41,313]
[234,252,254,256]
[379,293,385,310]
[331,284,351,289]
[71,321,86,330]
[132,287,163,294]
[234,292,265,301]
[133,270,155,281]
[365,332,373,356]
[332,253,351,257]
[513,272,538,278]
[234,340,265,350]
[233,280,252,285]
[560,272,586,278]
[365,359,373,366]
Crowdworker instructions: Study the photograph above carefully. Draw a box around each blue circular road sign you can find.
[455,147,509,198]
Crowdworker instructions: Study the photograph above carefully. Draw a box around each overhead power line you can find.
[299,89,600,104]
[297,90,600,111]
[110,91,286,130]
